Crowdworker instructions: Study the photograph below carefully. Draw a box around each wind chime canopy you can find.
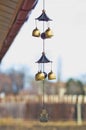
[36,52,51,63]
[36,10,52,21]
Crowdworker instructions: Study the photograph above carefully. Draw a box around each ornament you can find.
[32,27,40,37]
[48,71,56,80]
[40,108,48,122]
[32,0,56,122]
[45,27,53,38]
[35,71,45,81]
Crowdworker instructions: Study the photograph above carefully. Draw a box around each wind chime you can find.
[32,0,56,122]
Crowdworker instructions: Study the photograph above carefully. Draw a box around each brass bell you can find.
[45,27,53,38]
[32,27,40,37]
[48,71,56,80]
[35,71,45,81]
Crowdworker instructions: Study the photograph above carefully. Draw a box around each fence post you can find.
[77,95,82,125]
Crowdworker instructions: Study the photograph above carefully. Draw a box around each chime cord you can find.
[42,0,46,109]
[43,22,45,52]
[43,0,45,53]
[43,0,45,11]
[42,60,45,108]
[42,80,45,108]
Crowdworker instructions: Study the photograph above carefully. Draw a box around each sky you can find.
[1,0,86,81]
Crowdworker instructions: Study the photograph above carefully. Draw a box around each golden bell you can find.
[48,71,56,80]
[45,27,53,38]
[32,27,40,37]
[35,71,45,81]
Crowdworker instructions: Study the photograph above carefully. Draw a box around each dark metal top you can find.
[36,52,51,63]
[36,10,52,21]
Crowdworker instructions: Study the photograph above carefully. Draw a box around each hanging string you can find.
[42,0,45,52]
[42,80,45,108]
[43,0,45,10]
[42,0,45,109]
[51,61,52,71]
[43,19,45,52]
[38,63,40,72]
[40,63,42,72]
[35,19,37,27]
[43,39,45,52]
[46,21,50,28]
[43,62,44,72]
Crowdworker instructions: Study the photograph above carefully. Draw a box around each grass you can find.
[0,118,86,127]
[0,118,86,130]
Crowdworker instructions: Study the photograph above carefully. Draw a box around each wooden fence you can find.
[0,95,86,121]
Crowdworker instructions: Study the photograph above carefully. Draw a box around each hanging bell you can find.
[35,71,45,81]
[32,27,40,37]
[48,71,56,80]
[45,27,53,38]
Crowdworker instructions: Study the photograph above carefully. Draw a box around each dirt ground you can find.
[0,119,86,130]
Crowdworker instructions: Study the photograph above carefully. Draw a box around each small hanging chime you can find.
[32,0,56,122]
